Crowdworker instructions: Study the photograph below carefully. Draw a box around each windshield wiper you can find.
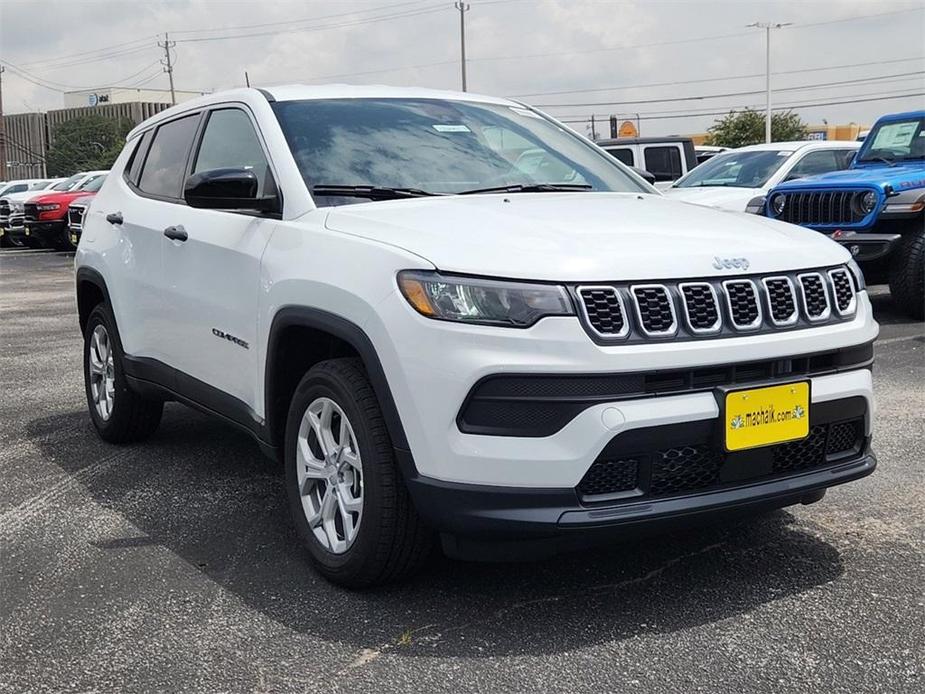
[312,184,441,200]
[859,156,897,167]
[457,183,593,195]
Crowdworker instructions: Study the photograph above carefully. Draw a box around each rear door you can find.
[643,145,684,183]
[158,105,280,413]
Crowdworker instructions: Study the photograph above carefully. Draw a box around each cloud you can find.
[1,0,923,136]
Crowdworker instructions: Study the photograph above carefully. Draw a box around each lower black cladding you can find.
[458,342,873,437]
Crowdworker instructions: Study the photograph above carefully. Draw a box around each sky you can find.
[1,0,924,137]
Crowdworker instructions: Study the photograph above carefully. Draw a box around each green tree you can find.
[704,109,808,148]
[45,115,134,176]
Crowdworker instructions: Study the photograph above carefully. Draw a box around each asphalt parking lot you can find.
[1,249,922,693]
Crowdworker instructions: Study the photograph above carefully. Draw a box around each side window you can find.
[193,109,273,196]
[138,114,200,199]
[607,148,634,166]
[644,146,682,181]
[787,150,842,180]
[125,130,153,185]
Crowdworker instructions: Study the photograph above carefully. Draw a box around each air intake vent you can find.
[799,273,830,321]
[723,280,762,330]
[762,277,798,326]
[631,285,677,336]
[679,283,721,334]
[577,286,628,337]
[828,269,856,316]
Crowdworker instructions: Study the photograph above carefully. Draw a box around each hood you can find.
[28,190,95,206]
[773,162,925,193]
[1,190,50,203]
[322,192,848,281]
[661,186,762,212]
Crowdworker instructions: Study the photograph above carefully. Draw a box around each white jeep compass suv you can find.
[75,85,878,587]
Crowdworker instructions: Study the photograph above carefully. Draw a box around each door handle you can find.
[105,212,123,225]
[163,225,188,242]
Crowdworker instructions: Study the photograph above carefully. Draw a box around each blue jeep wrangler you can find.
[765,111,924,318]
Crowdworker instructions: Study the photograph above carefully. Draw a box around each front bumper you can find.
[831,231,902,263]
[8,219,66,246]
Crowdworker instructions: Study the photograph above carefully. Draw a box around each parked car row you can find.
[0,170,108,250]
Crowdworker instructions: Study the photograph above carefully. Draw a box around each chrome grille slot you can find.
[762,276,798,326]
[679,282,721,334]
[631,284,677,336]
[577,286,628,338]
[827,269,856,316]
[798,273,831,321]
[722,280,762,331]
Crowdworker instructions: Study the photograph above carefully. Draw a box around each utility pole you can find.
[159,32,177,105]
[0,66,6,181]
[747,21,791,143]
[454,2,470,92]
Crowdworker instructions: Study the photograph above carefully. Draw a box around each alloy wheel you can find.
[296,397,364,554]
[88,324,115,421]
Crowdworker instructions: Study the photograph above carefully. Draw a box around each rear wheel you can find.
[888,227,925,320]
[285,358,432,587]
[84,304,163,442]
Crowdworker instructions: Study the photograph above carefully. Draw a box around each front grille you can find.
[578,416,865,500]
[762,277,798,326]
[828,269,856,315]
[577,458,639,496]
[573,265,855,343]
[723,280,761,330]
[679,283,720,333]
[68,205,87,231]
[650,445,721,496]
[23,203,38,223]
[827,420,861,455]
[578,286,627,337]
[631,285,676,336]
[799,273,830,321]
[776,190,868,226]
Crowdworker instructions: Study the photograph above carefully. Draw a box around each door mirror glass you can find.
[184,168,278,212]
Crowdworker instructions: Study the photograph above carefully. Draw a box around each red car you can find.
[11,172,107,250]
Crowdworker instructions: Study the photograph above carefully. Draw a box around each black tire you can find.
[83,303,163,443]
[285,358,433,587]
[888,227,925,320]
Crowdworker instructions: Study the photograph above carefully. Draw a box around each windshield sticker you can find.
[871,122,919,149]
[432,124,472,133]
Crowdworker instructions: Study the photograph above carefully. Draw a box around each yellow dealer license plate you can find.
[70,234,78,245]
[724,382,810,452]
[24,227,31,236]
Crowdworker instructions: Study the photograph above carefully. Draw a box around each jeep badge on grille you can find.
[713,256,750,271]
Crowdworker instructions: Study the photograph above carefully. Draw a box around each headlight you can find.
[36,203,60,212]
[745,195,766,214]
[12,202,24,212]
[769,194,786,216]
[859,191,877,214]
[847,258,866,291]
[398,270,574,327]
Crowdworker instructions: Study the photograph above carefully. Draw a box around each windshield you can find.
[674,149,793,188]
[51,174,84,191]
[77,175,106,192]
[272,98,647,204]
[858,116,925,163]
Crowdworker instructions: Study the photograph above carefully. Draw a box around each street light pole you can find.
[747,21,791,143]
[454,2,470,92]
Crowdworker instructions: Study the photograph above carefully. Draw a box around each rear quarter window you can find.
[137,114,201,199]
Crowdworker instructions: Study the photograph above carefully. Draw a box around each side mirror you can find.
[184,167,279,212]
[629,166,657,185]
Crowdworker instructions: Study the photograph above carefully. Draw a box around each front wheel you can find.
[285,358,432,587]
[888,228,925,320]
[84,304,163,442]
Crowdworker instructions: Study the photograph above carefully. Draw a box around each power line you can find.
[509,57,925,98]
[0,59,163,93]
[15,36,156,69]
[556,90,925,125]
[531,71,925,109]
